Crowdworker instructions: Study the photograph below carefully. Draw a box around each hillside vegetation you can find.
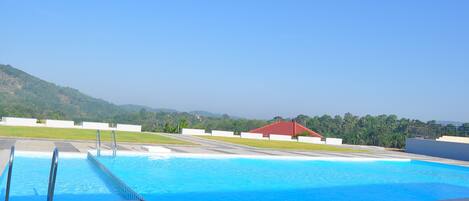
[1,64,468,148]
[0,64,125,121]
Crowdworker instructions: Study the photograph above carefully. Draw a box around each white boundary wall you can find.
[116,124,142,132]
[182,128,208,135]
[298,136,324,144]
[211,130,237,137]
[269,134,294,141]
[1,117,142,133]
[326,138,343,145]
[82,122,111,130]
[1,117,39,127]
[406,138,469,161]
[45,120,75,128]
[240,132,265,140]
[437,136,469,144]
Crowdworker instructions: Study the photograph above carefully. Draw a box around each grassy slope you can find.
[0,126,190,145]
[202,136,366,152]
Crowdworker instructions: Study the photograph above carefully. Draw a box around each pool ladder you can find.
[5,146,15,201]
[96,130,102,156]
[96,130,118,157]
[4,146,59,201]
[47,148,59,201]
[111,130,117,157]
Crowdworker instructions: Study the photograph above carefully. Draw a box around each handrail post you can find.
[111,130,117,157]
[5,146,15,201]
[47,148,59,201]
[96,130,101,156]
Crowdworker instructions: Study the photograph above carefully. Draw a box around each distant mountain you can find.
[189,110,241,119]
[120,105,237,118]
[189,110,225,118]
[0,64,125,121]
[436,121,465,127]
[120,104,178,113]
[0,64,237,121]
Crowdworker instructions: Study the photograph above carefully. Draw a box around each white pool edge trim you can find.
[91,150,411,162]
[14,150,411,162]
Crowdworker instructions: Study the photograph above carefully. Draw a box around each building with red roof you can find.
[249,121,323,138]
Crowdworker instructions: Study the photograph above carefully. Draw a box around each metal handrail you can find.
[111,130,117,157]
[96,130,101,156]
[5,146,15,201]
[47,148,59,201]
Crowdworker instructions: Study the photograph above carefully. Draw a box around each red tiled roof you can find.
[249,121,323,138]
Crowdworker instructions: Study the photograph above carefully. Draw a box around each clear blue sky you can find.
[1,0,468,121]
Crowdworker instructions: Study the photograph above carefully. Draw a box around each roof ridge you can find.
[249,121,285,133]
[294,122,322,137]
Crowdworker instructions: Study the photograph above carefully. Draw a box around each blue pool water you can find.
[0,155,123,201]
[97,156,469,201]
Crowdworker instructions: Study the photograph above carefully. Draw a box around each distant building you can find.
[249,121,323,138]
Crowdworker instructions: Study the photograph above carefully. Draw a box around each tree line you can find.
[3,105,468,149]
[111,110,468,149]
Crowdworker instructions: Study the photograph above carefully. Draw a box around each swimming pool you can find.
[96,154,469,201]
[0,152,124,201]
[2,152,469,201]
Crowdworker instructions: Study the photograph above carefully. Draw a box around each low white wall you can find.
[437,136,469,144]
[82,122,111,130]
[298,136,324,144]
[269,134,294,141]
[211,130,236,137]
[240,132,265,140]
[182,128,208,135]
[116,124,142,132]
[326,138,343,145]
[45,119,75,128]
[1,117,39,127]
[406,138,469,161]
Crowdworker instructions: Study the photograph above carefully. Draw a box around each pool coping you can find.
[92,150,412,162]
[13,150,412,162]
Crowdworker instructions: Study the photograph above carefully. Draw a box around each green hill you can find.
[0,64,125,121]
[0,64,266,132]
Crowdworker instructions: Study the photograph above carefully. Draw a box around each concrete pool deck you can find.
[1,134,469,170]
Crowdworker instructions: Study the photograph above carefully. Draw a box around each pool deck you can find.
[1,134,469,171]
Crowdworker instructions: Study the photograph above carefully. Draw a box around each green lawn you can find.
[202,136,366,152]
[0,126,190,145]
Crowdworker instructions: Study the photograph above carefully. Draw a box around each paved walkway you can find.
[1,134,469,171]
